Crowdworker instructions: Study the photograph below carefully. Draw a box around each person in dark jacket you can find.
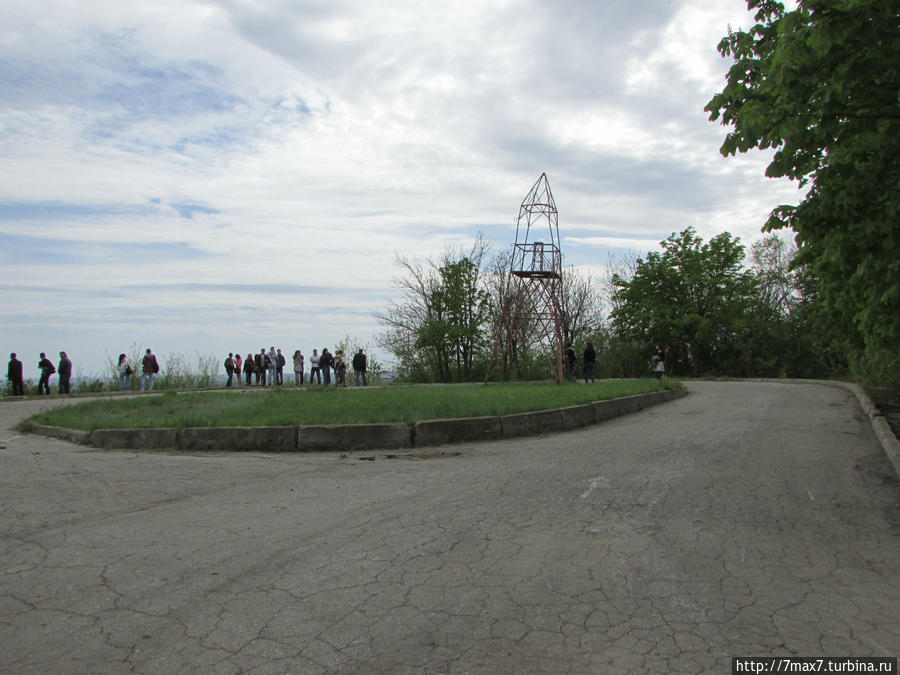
[319,348,333,386]
[141,349,159,391]
[57,351,73,394]
[352,349,368,386]
[7,353,24,396]
[565,344,577,382]
[37,352,55,395]
[224,353,235,388]
[243,353,254,386]
[254,349,266,385]
[275,349,285,385]
[582,342,596,384]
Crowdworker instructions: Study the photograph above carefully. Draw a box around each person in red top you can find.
[141,348,159,391]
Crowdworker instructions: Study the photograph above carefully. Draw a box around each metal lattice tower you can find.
[486,172,565,383]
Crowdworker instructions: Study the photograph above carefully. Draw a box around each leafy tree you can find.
[611,228,765,375]
[416,257,491,381]
[376,238,492,382]
[705,0,900,355]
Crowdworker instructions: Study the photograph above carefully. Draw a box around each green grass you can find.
[25,379,676,431]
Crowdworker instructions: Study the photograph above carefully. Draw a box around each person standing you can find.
[652,345,666,379]
[309,349,321,385]
[7,353,24,396]
[141,348,158,391]
[37,352,55,395]
[234,353,243,387]
[293,350,305,385]
[565,344,577,382]
[275,348,285,385]
[243,353,254,386]
[334,349,347,387]
[352,348,368,386]
[267,347,278,386]
[224,352,235,388]
[582,342,596,384]
[116,353,132,391]
[57,351,73,394]
[254,349,265,385]
[319,348,333,386]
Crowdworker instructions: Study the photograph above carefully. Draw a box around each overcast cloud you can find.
[0,0,802,379]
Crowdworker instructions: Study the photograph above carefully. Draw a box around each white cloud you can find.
[0,0,802,377]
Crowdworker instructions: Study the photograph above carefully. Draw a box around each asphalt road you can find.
[1,381,897,674]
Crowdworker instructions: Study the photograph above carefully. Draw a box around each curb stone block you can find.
[592,398,625,422]
[180,426,295,452]
[29,423,89,444]
[500,409,563,438]
[615,395,643,415]
[90,428,178,450]
[414,416,502,446]
[299,423,411,451]
[559,403,596,430]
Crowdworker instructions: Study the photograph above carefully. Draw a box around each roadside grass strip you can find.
[25,380,674,431]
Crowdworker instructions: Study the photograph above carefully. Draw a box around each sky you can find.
[1,0,804,380]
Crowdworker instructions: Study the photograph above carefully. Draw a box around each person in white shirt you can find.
[309,349,321,384]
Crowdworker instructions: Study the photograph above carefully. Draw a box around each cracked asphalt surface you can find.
[1,381,898,673]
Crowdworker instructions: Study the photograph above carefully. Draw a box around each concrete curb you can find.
[27,386,688,453]
[90,427,179,450]
[414,416,503,447]
[28,423,90,445]
[299,423,411,452]
[500,409,563,438]
[843,383,900,480]
[180,426,296,452]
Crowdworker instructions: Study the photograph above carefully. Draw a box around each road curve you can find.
[0,381,897,673]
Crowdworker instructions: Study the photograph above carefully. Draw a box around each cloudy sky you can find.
[1,0,802,380]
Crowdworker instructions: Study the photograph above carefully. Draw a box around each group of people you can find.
[564,343,666,382]
[115,349,160,392]
[6,351,73,396]
[223,347,369,389]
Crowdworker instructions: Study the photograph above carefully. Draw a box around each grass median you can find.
[25,379,675,431]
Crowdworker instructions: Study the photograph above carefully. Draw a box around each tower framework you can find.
[486,172,565,383]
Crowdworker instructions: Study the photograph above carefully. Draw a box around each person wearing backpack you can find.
[116,353,132,391]
[37,352,55,395]
[141,348,159,391]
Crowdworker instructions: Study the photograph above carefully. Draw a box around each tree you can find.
[560,267,605,349]
[705,0,900,355]
[416,256,491,381]
[610,228,764,375]
[376,238,491,382]
[750,235,800,317]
